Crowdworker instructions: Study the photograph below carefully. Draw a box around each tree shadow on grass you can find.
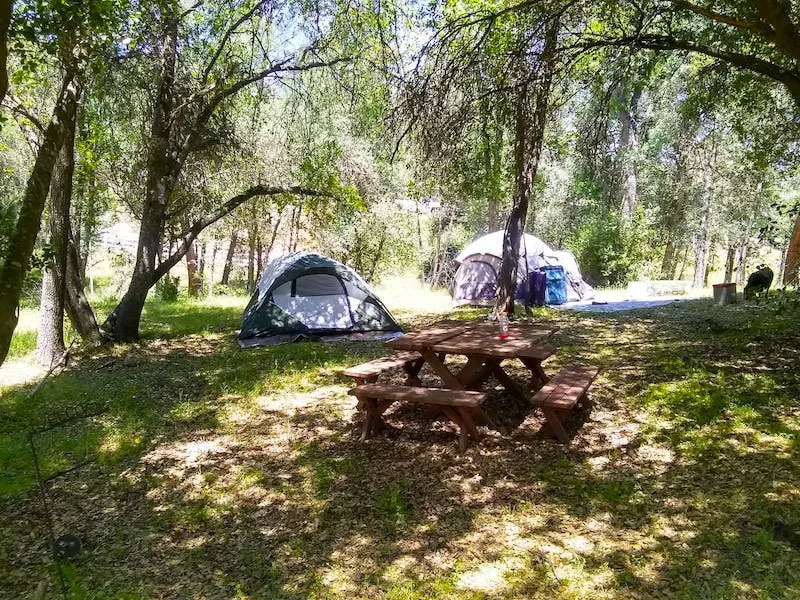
[1,300,799,598]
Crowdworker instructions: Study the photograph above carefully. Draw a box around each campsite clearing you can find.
[1,288,800,599]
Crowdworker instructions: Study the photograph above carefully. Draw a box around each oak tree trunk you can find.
[723,245,736,283]
[185,241,202,297]
[736,244,748,287]
[103,15,179,341]
[207,241,217,295]
[661,236,678,280]
[246,220,257,292]
[660,150,688,279]
[36,272,64,366]
[0,72,79,366]
[256,236,263,277]
[265,212,282,259]
[198,242,206,276]
[221,232,238,285]
[784,210,800,285]
[692,145,715,288]
[619,90,640,222]
[735,181,762,286]
[0,0,10,103]
[496,23,558,315]
[37,102,79,365]
[64,227,102,343]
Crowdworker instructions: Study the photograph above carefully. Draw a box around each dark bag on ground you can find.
[529,270,547,306]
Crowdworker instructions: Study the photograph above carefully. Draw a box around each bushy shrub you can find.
[155,275,180,303]
[756,285,800,313]
[569,210,650,287]
[213,284,248,296]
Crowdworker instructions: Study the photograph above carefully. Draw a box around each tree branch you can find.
[575,34,800,104]
[180,56,350,160]
[671,0,766,34]
[152,185,337,280]
[201,0,268,86]
[751,0,800,59]
[3,95,45,132]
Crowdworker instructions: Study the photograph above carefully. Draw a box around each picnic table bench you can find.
[341,350,424,386]
[348,383,488,451]
[532,364,600,443]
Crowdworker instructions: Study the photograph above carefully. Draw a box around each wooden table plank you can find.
[385,319,478,351]
[430,322,558,357]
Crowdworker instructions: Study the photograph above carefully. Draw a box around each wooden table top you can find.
[387,319,558,356]
[431,321,558,357]
[385,319,478,351]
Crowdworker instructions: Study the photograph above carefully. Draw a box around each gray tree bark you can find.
[0,0,10,103]
[103,14,180,341]
[783,209,800,285]
[37,100,79,365]
[619,90,640,222]
[0,72,79,366]
[692,144,716,288]
[723,245,736,283]
[36,271,64,366]
[221,232,237,285]
[64,228,102,343]
[496,22,558,315]
[185,239,202,297]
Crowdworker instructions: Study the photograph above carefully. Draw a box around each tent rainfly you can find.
[451,231,594,305]
[238,252,402,345]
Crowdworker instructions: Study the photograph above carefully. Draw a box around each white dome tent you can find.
[451,231,594,305]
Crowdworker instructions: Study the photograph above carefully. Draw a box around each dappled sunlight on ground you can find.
[0,356,47,388]
[1,296,800,598]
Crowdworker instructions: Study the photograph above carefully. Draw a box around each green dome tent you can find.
[238,252,402,346]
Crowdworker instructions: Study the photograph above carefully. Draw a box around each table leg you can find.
[360,398,377,440]
[419,349,464,390]
[519,357,548,387]
[360,398,392,440]
[457,407,482,441]
[456,356,488,388]
[402,358,425,386]
[487,359,530,401]
[541,407,570,443]
[353,376,378,410]
[440,405,469,452]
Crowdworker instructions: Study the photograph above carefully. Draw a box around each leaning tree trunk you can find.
[265,212,282,258]
[37,102,79,365]
[495,23,558,316]
[103,16,179,341]
[64,227,102,343]
[784,210,800,285]
[723,245,736,283]
[221,232,237,285]
[0,72,79,366]
[0,0,10,104]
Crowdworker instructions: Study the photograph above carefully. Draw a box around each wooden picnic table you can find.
[385,319,559,400]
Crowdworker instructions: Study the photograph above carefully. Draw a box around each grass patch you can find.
[1,288,800,598]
